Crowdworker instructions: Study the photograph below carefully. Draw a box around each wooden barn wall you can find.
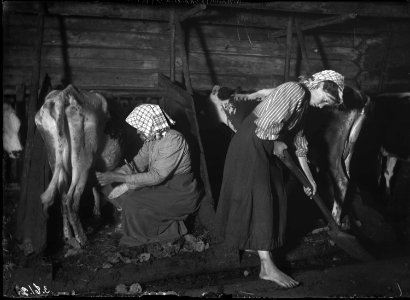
[3,3,410,98]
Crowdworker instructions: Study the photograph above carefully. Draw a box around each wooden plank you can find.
[186,52,360,76]
[4,26,364,59]
[169,8,176,81]
[4,46,169,63]
[3,68,159,89]
[3,54,361,90]
[18,2,46,254]
[213,2,410,19]
[5,27,170,50]
[3,42,361,68]
[10,13,410,42]
[19,2,290,29]
[158,73,217,237]
[271,13,357,38]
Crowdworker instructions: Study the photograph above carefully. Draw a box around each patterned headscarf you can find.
[125,104,175,140]
[299,70,344,103]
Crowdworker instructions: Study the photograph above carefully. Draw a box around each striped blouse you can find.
[253,82,309,157]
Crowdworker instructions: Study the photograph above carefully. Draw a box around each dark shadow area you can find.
[43,196,64,257]
[161,102,205,234]
[348,95,410,247]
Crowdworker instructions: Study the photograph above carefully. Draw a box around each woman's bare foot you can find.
[258,250,300,289]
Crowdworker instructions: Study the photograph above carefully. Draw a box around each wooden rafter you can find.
[271,13,357,39]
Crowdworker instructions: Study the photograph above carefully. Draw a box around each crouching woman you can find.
[96,104,202,247]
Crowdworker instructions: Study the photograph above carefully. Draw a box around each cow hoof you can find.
[67,238,81,249]
[340,217,351,231]
[93,206,101,217]
[75,235,87,247]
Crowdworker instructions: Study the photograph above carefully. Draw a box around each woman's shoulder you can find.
[276,82,306,99]
[161,129,185,144]
[277,81,304,91]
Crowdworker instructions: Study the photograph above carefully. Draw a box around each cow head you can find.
[3,103,23,159]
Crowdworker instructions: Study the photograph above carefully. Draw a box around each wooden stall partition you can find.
[15,74,53,256]
[158,73,218,240]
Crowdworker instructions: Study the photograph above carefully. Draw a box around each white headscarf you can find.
[300,70,344,102]
[125,104,175,140]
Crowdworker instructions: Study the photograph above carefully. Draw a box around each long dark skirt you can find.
[112,173,201,247]
[215,113,287,251]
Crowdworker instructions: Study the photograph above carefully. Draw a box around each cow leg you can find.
[60,191,73,243]
[35,94,69,213]
[326,131,349,226]
[384,155,398,197]
[92,186,101,216]
[64,96,83,207]
[64,95,88,247]
[343,108,367,178]
[70,168,91,246]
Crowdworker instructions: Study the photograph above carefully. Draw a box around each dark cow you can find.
[35,85,124,248]
[352,92,410,198]
[206,85,370,227]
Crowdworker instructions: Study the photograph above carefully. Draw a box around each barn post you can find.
[294,18,312,75]
[19,2,46,215]
[175,18,193,95]
[169,6,176,82]
[175,4,206,95]
[158,74,218,239]
[16,1,47,254]
[284,15,294,82]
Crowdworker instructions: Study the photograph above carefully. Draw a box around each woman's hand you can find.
[273,141,288,158]
[303,180,317,198]
[96,171,116,186]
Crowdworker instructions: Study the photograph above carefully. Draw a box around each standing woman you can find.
[216,70,344,288]
[96,104,201,247]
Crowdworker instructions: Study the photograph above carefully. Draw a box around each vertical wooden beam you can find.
[294,18,311,74]
[158,74,217,237]
[175,19,193,95]
[169,7,176,82]
[284,15,294,82]
[173,5,206,95]
[19,2,46,216]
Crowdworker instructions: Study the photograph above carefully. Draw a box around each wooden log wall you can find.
[3,2,410,98]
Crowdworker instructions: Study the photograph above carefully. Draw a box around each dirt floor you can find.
[3,214,410,298]
[3,161,409,298]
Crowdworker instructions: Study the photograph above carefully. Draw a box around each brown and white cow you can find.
[35,85,123,248]
[207,85,370,227]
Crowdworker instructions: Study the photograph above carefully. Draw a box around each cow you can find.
[35,84,124,248]
[372,93,410,197]
[379,147,410,197]
[346,92,410,209]
[206,85,370,228]
[3,103,23,159]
